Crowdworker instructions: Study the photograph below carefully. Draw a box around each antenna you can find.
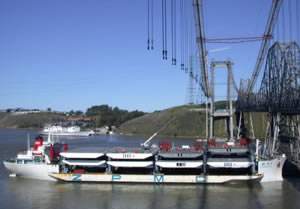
[47,128,52,144]
[27,132,30,151]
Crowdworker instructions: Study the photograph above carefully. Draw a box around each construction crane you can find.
[247,0,283,94]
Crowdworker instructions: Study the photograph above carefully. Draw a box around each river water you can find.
[1,129,300,209]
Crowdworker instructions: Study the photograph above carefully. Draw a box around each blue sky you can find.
[0,0,298,112]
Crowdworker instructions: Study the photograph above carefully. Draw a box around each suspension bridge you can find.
[146,0,300,169]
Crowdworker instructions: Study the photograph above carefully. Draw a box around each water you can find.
[1,129,300,209]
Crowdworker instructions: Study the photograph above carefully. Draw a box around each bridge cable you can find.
[147,0,150,50]
[297,0,300,44]
[180,0,184,70]
[184,0,189,74]
[174,0,177,65]
[288,0,292,41]
[151,0,154,50]
[164,0,167,59]
[171,0,176,65]
[161,0,165,59]
[282,1,286,41]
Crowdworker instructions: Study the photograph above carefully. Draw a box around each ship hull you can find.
[3,161,59,181]
[258,155,287,182]
[49,173,263,184]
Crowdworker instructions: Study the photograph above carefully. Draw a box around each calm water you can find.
[1,129,300,209]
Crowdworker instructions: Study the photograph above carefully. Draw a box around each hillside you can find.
[0,112,66,129]
[117,105,268,138]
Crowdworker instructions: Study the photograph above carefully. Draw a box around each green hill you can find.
[117,105,268,138]
[0,112,65,129]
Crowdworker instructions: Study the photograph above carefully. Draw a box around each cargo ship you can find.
[3,134,286,183]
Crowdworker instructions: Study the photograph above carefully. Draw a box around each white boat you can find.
[41,125,94,137]
[3,134,65,181]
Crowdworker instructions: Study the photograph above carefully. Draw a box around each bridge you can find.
[146,0,300,169]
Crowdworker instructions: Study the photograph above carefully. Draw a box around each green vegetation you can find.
[117,105,268,138]
[117,105,207,137]
[0,105,145,129]
[86,105,145,127]
[0,112,65,129]
[0,104,269,138]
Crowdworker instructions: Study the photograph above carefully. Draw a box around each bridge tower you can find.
[209,59,234,141]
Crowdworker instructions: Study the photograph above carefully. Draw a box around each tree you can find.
[75,110,84,116]
[85,105,145,127]
[69,110,75,116]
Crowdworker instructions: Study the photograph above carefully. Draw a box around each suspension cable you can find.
[151,0,154,50]
[282,1,285,41]
[162,0,165,59]
[297,0,300,44]
[171,0,177,65]
[180,0,184,70]
[147,0,150,50]
[184,0,188,73]
[164,0,168,59]
[288,0,292,41]
[171,0,174,64]
[174,0,177,65]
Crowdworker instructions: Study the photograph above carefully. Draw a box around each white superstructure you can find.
[3,134,66,181]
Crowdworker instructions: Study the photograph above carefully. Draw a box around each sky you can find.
[0,0,298,112]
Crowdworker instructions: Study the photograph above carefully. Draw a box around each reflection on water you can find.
[1,129,300,209]
[2,178,300,209]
